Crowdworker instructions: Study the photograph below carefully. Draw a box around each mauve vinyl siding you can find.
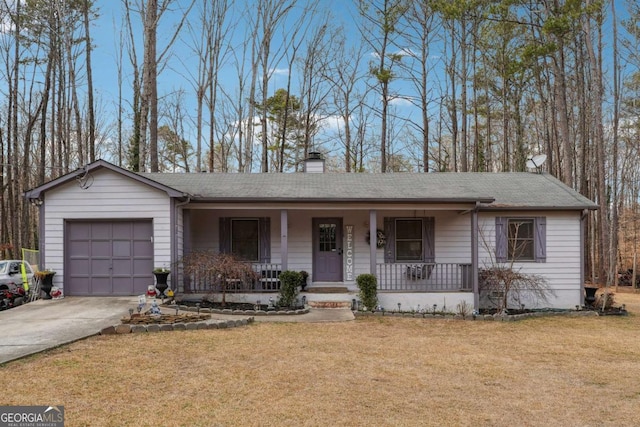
[43,169,172,291]
[478,211,582,290]
[184,207,582,308]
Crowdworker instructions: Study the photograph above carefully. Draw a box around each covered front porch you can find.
[180,203,480,306]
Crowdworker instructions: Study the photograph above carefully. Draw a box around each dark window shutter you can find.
[535,216,546,263]
[495,217,507,263]
[259,217,271,263]
[423,217,435,262]
[219,217,230,253]
[384,217,395,263]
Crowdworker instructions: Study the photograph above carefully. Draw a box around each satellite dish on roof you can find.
[526,154,547,173]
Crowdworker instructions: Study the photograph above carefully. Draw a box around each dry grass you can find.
[3,292,640,427]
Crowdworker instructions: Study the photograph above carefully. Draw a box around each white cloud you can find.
[395,48,414,57]
[270,68,289,76]
[318,114,344,133]
[389,96,413,107]
[370,49,415,59]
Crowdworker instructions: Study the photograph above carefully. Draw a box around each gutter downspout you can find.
[580,209,588,306]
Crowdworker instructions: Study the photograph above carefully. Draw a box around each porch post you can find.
[369,210,377,275]
[472,203,479,310]
[281,209,288,271]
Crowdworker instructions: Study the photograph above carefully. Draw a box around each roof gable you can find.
[24,159,185,200]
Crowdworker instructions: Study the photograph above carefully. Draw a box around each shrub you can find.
[594,291,615,311]
[456,300,472,318]
[479,267,554,311]
[356,273,378,311]
[278,270,301,308]
[180,250,257,307]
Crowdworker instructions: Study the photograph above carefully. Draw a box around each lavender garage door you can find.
[66,220,153,296]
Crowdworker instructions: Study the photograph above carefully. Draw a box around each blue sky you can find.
[84,0,630,171]
[91,0,358,107]
[89,0,370,163]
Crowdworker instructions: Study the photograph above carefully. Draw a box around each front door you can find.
[313,218,343,282]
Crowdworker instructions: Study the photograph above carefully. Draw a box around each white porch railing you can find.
[251,263,282,291]
[183,262,471,294]
[376,263,472,292]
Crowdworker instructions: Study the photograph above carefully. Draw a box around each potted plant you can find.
[584,285,599,307]
[153,267,170,298]
[35,269,56,299]
[299,270,309,291]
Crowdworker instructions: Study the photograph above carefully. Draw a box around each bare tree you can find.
[125,0,194,172]
[480,222,555,312]
[296,15,333,166]
[541,0,575,187]
[183,0,232,172]
[357,0,408,173]
[83,0,96,163]
[324,27,369,172]
[158,89,192,172]
[583,0,610,285]
[252,0,296,173]
[401,0,438,172]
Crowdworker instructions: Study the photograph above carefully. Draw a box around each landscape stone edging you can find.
[100,317,255,335]
[353,310,603,321]
[176,305,310,316]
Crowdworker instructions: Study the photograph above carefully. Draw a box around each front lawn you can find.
[2,291,639,426]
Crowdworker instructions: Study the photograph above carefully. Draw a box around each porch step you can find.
[303,287,356,309]
[304,286,350,294]
[308,300,352,309]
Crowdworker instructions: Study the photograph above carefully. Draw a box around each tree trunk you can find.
[84,0,96,163]
[145,0,159,172]
[583,2,609,284]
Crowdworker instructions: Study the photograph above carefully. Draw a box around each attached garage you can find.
[66,220,154,296]
[24,161,184,297]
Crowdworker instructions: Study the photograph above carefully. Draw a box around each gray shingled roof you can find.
[139,171,597,210]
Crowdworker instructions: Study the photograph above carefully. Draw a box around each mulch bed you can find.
[179,300,304,312]
[122,313,211,325]
[304,287,350,293]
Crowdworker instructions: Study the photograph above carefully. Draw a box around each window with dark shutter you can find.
[384,217,435,263]
[231,219,259,261]
[219,217,271,263]
[496,216,546,263]
[396,219,423,261]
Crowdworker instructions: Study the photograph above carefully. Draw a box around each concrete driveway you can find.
[0,296,137,365]
[0,296,356,365]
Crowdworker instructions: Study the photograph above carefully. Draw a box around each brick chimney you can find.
[304,152,325,173]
